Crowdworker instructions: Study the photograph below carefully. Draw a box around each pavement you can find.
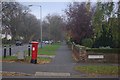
[1,43,46,56]
[2,42,119,78]
[2,44,30,56]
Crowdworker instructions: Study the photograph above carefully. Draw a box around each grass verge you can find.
[38,43,61,55]
[25,56,52,64]
[0,72,32,76]
[1,56,51,64]
[1,56,17,60]
[75,65,119,76]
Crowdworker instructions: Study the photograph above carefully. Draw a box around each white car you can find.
[45,41,49,44]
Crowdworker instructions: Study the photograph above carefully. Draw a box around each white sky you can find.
[19,2,68,19]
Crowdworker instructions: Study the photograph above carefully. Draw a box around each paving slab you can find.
[35,72,70,77]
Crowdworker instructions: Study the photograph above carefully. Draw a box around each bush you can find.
[2,38,13,44]
[82,38,93,48]
[86,48,120,53]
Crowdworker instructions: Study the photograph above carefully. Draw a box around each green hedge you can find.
[82,38,93,48]
[86,48,120,53]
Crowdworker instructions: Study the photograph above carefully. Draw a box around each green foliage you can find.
[92,2,105,38]
[2,38,13,44]
[92,2,114,38]
[2,56,17,60]
[86,48,120,53]
[82,38,93,48]
[92,2,120,48]
[93,24,114,48]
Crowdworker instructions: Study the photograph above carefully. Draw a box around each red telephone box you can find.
[31,41,39,64]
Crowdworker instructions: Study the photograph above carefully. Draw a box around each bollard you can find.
[28,45,30,56]
[9,45,11,56]
[4,46,6,58]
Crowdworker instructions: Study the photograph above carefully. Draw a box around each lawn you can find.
[75,65,119,76]
[38,43,61,55]
[1,56,17,60]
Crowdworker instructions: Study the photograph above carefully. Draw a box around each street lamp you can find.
[28,5,42,48]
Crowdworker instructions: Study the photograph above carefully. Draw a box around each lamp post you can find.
[28,5,42,48]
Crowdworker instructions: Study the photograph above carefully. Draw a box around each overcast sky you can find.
[15,0,119,19]
[19,2,68,19]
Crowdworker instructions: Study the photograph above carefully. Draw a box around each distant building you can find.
[2,26,12,40]
[1,34,12,40]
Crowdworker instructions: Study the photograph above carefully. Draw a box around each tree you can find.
[92,1,120,48]
[93,23,113,48]
[2,2,29,41]
[2,2,41,43]
[92,2,105,39]
[42,20,50,40]
[43,14,65,42]
[18,13,40,43]
[117,1,120,47]
[65,2,93,44]
[111,1,120,47]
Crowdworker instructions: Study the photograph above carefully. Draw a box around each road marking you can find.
[35,72,70,77]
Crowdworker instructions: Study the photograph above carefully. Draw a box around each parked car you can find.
[16,40,22,46]
[45,41,49,44]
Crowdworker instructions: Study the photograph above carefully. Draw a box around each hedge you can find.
[86,48,120,53]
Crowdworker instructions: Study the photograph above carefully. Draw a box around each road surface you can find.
[2,42,119,78]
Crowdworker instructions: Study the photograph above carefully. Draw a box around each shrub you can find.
[86,48,120,53]
[82,38,93,48]
[2,38,13,44]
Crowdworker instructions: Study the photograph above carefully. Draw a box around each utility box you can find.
[31,41,39,64]
[17,50,25,60]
